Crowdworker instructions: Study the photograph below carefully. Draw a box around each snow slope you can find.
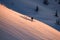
[0,4,60,40]
[0,0,60,31]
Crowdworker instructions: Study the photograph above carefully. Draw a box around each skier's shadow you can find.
[20,16,34,22]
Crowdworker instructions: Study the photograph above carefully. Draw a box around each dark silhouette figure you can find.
[58,0,60,4]
[43,0,49,5]
[31,17,33,21]
[55,10,58,17]
[35,6,39,12]
[56,19,60,25]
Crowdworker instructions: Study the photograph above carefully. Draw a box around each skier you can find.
[31,17,33,21]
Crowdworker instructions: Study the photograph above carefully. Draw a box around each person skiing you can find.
[31,17,33,21]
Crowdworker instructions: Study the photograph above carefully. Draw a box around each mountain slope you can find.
[0,0,60,31]
[0,4,60,40]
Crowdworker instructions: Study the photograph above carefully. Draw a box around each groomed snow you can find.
[0,4,60,40]
[0,0,60,31]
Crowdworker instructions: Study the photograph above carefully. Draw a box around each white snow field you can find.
[0,0,60,31]
[0,4,60,40]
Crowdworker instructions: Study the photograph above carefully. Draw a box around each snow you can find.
[0,0,60,31]
[0,4,60,40]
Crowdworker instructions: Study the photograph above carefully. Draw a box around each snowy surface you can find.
[0,0,60,31]
[0,4,60,40]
